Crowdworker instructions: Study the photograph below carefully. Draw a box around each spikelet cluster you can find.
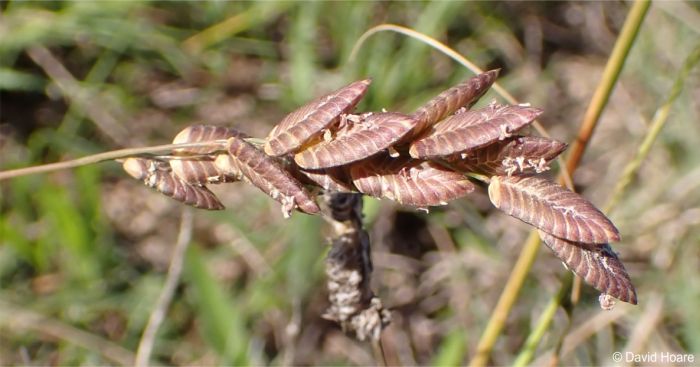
[123,71,636,304]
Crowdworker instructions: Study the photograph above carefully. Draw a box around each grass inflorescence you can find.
[1,2,699,366]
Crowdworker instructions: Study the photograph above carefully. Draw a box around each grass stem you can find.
[512,273,572,367]
[471,231,541,366]
[0,140,229,181]
[521,41,700,367]
[605,43,700,213]
[565,0,651,175]
[469,1,650,366]
[135,208,193,367]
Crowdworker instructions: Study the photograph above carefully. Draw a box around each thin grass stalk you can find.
[605,43,700,213]
[181,4,290,54]
[349,24,548,138]
[0,140,230,181]
[513,42,700,367]
[565,0,651,174]
[469,2,650,366]
[182,10,256,54]
[512,273,573,367]
[135,208,193,367]
[470,231,541,365]
[349,23,576,193]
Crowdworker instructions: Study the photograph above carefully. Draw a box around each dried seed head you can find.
[409,104,542,159]
[539,231,637,305]
[409,69,499,139]
[350,154,475,207]
[294,112,417,169]
[265,79,372,156]
[489,176,620,244]
[227,136,320,216]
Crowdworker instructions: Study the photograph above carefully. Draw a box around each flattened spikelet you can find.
[539,231,637,304]
[410,104,542,159]
[227,136,320,216]
[409,69,499,138]
[488,175,620,244]
[350,154,475,207]
[265,79,371,156]
[294,112,416,169]
[122,158,224,210]
[448,136,567,176]
[170,125,247,184]
[152,171,225,210]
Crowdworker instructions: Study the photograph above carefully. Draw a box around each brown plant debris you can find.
[170,125,248,184]
[322,193,391,342]
[488,175,620,244]
[122,158,224,210]
[294,112,417,169]
[447,136,567,176]
[409,103,542,159]
[539,231,637,305]
[265,79,372,156]
[409,69,499,139]
[226,136,320,217]
[351,154,475,208]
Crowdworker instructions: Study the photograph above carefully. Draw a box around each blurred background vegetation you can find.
[1,1,699,366]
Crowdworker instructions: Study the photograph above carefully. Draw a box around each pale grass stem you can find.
[135,208,194,367]
[0,140,229,181]
[470,1,650,366]
[515,42,700,366]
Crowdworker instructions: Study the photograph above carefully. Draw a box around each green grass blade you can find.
[184,246,250,365]
[432,328,468,366]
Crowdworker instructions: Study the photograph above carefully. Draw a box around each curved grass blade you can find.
[265,79,372,156]
[170,125,248,184]
[448,136,567,176]
[409,69,499,138]
[294,112,416,169]
[227,136,320,217]
[350,154,475,207]
[539,231,637,304]
[488,175,619,244]
[123,158,224,210]
[410,104,542,159]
